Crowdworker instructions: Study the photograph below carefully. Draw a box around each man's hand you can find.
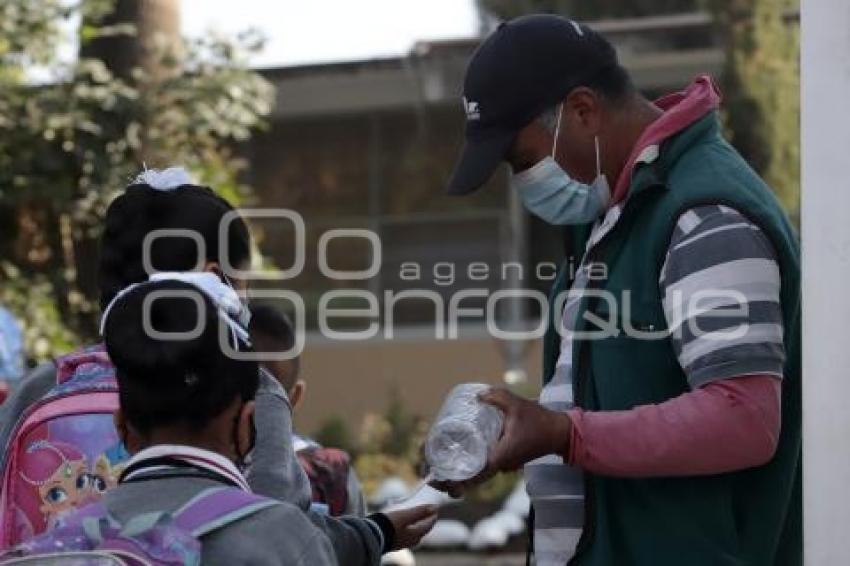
[430,388,572,497]
[483,388,572,470]
[383,504,439,550]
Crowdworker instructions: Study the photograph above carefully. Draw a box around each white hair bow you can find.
[100,272,250,347]
[132,166,195,191]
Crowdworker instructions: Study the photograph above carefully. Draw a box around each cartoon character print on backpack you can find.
[0,346,130,547]
[15,439,92,534]
[2,487,277,566]
[90,451,124,496]
[11,420,128,542]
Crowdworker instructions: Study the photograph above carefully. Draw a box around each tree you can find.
[476,0,801,218]
[0,0,273,361]
[705,0,800,217]
[79,0,182,84]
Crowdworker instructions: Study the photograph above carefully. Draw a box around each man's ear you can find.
[289,380,307,411]
[236,400,256,457]
[563,87,603,134]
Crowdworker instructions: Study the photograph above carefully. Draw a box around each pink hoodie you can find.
[612,74,722,204]
[563,76,782,477]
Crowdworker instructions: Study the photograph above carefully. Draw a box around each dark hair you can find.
[249,304,300,389]
[583,63,635,104]
[99,184,252,310]
[103,280,259,434]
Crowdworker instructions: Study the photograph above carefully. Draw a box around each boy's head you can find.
[249,304,306,411]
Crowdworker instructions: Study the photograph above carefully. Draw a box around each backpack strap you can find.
[54,344,111,385]
[171,487,278,538]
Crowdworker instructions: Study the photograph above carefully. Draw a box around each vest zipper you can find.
[567,191,660,563]
[569,253,602,564]
[568,228,620,565]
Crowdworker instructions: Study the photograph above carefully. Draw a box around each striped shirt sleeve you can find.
[660,205,785,388]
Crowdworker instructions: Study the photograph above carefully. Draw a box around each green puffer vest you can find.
[541,112,801,566]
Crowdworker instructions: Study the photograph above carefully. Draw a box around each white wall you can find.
[801,0,850,563]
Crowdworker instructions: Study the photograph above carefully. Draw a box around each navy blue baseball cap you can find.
[447,15,619,195]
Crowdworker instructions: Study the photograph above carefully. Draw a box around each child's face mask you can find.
[221,273,252,329]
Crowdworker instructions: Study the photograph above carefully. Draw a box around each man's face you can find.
[506,88,603,184]
[505,120,553,174]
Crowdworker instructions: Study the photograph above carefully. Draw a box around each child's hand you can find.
[383,504,438,550]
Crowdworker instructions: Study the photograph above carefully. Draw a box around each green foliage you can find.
[706,0,800,218]
[0,262,77,364]
[346,386,427,461]
[465,470,520,503]
[343,389,429,500]
[313,415,356,455]
[0,0,274,360]
[354,452,420,501]
[382,386,423,457]
[0,1,68,73]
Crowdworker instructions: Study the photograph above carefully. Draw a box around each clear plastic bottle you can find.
[424,383,504,482]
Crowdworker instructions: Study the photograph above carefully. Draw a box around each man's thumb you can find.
[478,387,512,412]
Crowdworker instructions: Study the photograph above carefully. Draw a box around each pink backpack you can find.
[0,345,127,548]
[1,486,276,565]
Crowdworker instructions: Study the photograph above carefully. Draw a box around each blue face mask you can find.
[511,105,610,225]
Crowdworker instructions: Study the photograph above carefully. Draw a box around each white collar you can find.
[123,444,251,492]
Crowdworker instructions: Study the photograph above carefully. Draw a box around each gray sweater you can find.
[0,361,383,565]
[104,475,337,565]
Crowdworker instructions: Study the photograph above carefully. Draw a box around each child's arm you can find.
[345,467,369,517]
[246,367,312,510]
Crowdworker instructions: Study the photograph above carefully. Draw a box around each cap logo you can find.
[463,97,481,121]
[569,20,584,36]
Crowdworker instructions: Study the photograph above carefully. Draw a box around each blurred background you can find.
[0,1,799,562]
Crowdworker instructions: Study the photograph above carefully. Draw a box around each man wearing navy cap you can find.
[436,15,801,566]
